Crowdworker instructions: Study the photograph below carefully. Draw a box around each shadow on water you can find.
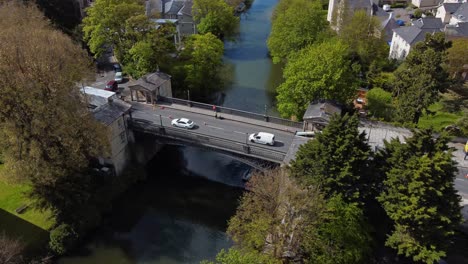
[59,145,248,264]
[0,209,49,256]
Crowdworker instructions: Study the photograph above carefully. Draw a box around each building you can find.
[412,0,443,8]
[128,71,173,104]
[146,0,196,36]
[436,2,463,23]
[82,86,132,176]
[389,17,444,59]
[327,0,399,41]
[302,100,342,131]
[449,2,468,24]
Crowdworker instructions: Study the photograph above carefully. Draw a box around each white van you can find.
[249,132,275,146]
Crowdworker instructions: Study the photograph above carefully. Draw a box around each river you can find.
[60,1,278,263]
[220,0,282,115]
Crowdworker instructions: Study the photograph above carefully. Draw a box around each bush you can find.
[367,88,394,121]
[390,3,407,8]
[414,9,423,18]
[49,224,78,255]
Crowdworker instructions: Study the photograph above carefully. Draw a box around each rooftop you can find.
[412,17,444,29]
[452,2,468,22]
[129,71,171,92]
[303,100,342,121]
[393,25,442,45]
[92,100,131,126]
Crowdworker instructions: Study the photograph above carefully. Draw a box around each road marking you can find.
[206,125,224,130]
[233,131,246,135]
[455,178,465,182]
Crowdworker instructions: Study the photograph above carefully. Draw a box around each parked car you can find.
[113,63,122,72]
[356,98,365,104]
[249,132,275,146]
[171,118,196,129]
[396,19,405,26]
[105,80,118,92]
[114,72,123,83]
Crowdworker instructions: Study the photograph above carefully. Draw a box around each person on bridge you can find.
[464,140,468,160]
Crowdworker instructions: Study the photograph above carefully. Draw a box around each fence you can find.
[158,96,304,129]
[129,118,287,163]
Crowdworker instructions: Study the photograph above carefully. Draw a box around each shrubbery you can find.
[49,224,78,255]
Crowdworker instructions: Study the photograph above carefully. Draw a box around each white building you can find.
[389,17,444,60]
[437,3,464,23]
[82,87,132,176]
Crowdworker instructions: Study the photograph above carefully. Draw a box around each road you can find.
[130,102,296,153]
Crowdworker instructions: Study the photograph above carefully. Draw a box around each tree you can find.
[49,224,78,255]
[173,33,224,100]
[392,33,451,124]
[366,88,393,120]
[0,233,24,264]
[446,38,468,81]
[290,114,371,203]
[304,196,372,264]
[82,0,145,59]
[226,169,372,263]
[276,40,358,119]
[227,169,327,262]
[376,129,462,264]
[202,248,280,264]
[0,1,106,223]
[267,0,329,64]
[124,23,176,78]
[192,0,239,39]
[339,10,389,72]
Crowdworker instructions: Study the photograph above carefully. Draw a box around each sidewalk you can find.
[154,102,300,134]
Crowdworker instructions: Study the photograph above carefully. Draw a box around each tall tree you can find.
[392,33,451,124]
[376,129,462,264]
[446,38,468,82]
[0,1,106,223]
[366,87,393,120]
[82,0,145,59]
[276,40,358,119]
[227,169,372,263]
[192,0,239,39]
[267,0,329,64]
[290,114,371,203]
[339,10,389,73]
[173,33,224,100]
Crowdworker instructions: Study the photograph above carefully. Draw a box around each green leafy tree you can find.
[124,23,176,78]
[174,33,224,100]
[228,169,327,262]
[446,38,468,81]
[82,0,144,59]
[304,196,372,264]
[49,224,78,255]
[267,0,329,64]
[192,0,239,39]
[276,40,358,119]
[202,249,280,264]
[290,114,371,203]
[0,2,106,223]
[366,88,393,120]
[339,10,389,72]
[392,33,451,124]
[376,129,462,264]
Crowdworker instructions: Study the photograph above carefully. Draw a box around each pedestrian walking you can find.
[464,140,468,160]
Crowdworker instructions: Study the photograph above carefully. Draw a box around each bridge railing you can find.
[129,118,287,163]
[158,96,303,129]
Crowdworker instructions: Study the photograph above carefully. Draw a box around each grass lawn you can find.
[418,102,463,131]
[0,164,53,251]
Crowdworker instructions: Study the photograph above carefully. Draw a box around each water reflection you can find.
[220,0,283,115]
[59,146,248,264]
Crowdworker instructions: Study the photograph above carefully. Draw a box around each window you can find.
[119,131,126,144]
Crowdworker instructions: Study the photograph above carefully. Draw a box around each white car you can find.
[171,118,195,129]
[249,132,275,146]
[114,72,123,83]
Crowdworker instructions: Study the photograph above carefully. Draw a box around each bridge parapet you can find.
[158,96,303,129]
[129,119,287,164]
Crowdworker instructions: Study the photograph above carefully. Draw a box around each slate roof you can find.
[393,26,442,45]
[128,72,171,92]
[166,0,184,15]
[452,2,468,22]
[303,100,342,121]
[445,22,468,38]
[180,0,193,16]
[443,3,463,14]
[93,100,131,126]
[412,17,444,29]
[348,0,373,13]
